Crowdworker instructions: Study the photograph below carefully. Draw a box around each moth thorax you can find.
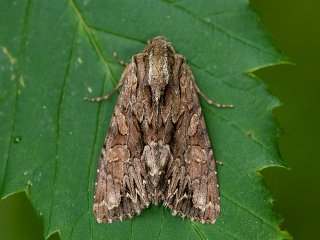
[148,47,170,102]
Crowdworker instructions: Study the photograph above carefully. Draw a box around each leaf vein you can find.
[157,207,165,240]
[89,25,147,45]
[192,223,207,240]
[47,22,78,236]
[221,190,279,232]
[0,0,32,196]
[69,0,118,87]
[203,104,281,164]
[84,46,114,240]
[163,1,278,57]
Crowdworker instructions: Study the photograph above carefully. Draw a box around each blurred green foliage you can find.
[252,0,320,240]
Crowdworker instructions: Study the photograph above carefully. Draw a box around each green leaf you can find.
[0,0,291,239]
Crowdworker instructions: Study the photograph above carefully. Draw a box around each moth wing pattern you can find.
[93,61,150,223]
[163,59,220,224]
[92,37,224,224]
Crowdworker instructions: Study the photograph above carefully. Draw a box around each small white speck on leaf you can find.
[77,57,83,64]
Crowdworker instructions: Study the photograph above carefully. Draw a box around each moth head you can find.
[145,37,175,102]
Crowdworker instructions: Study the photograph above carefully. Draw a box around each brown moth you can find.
[88,36,233,224]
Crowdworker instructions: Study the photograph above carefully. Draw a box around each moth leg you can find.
[191,78,233,108]
[84,81,123,102]
[84,60,134,102]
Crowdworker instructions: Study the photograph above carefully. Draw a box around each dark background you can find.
[0,0,319,239]
[252,0,320,239]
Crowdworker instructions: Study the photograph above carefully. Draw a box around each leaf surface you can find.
[0,0,290,239]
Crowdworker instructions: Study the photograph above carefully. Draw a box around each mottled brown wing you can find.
[93,61,150,223]
[163,61,220,224]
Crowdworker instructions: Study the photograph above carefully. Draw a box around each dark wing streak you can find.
[163,60,220,224]
[93,61,149,223]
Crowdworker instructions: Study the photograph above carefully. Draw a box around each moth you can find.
[88,36,233,224]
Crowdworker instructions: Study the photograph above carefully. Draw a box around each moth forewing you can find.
[90,36,232,224]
